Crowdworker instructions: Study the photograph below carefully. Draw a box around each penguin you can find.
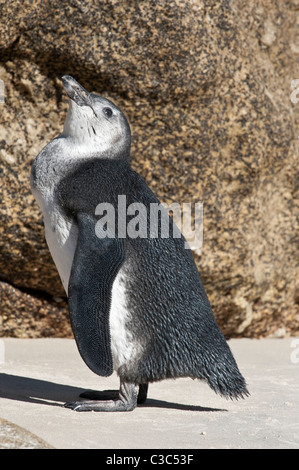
[30,75,249,412]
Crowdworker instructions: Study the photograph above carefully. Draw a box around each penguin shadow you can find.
[0,373,86,408]
[139,398,226,413]
[0,373,226,412]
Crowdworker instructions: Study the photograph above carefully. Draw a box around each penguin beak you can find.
[62,75,97,117]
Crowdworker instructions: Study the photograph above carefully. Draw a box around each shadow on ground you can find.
[0,373,226,412]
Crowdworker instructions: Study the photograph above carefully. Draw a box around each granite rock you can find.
[0,0,298,338]
[0,418,52,449]
[0,281,70,338]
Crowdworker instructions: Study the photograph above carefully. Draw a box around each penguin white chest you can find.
[43,200,78,294]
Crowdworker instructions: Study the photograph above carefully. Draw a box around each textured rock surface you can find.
[0,281,70,338]
[0,418,52,449]
[0,0,298,338]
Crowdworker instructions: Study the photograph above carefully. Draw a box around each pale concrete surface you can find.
[0,337,298,449]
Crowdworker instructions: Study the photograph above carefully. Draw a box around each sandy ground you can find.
[0,337,298,449]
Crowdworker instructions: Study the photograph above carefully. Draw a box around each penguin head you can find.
[61,75,131,160]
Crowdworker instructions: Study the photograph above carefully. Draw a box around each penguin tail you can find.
[201,346,250,400]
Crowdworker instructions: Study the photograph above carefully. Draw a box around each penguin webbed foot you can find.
[64,397,134,412]
[64,381,148,412]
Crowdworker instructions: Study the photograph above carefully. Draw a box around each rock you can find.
[0,0,298,338]
[0,418,52,449]
[0,281,71,338]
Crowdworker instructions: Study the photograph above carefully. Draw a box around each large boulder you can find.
[0,0,298,338]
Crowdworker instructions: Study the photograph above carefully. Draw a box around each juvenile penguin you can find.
[30,75,249,411]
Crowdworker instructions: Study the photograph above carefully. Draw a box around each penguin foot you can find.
[77,383,148,405]
[64,380,139,412]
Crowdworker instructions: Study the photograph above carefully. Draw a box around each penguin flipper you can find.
[68,211,125,377]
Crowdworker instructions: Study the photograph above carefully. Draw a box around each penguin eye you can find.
[103,107,113,118]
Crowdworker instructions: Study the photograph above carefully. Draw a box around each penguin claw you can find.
[64,400,88,412]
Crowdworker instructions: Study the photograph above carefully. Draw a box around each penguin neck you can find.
[59,133,106,158]
[57,134,130,161]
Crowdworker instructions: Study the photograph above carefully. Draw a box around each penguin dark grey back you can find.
[30,76,249,412]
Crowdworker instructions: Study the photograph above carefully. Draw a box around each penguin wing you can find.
[68,211,125,377]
